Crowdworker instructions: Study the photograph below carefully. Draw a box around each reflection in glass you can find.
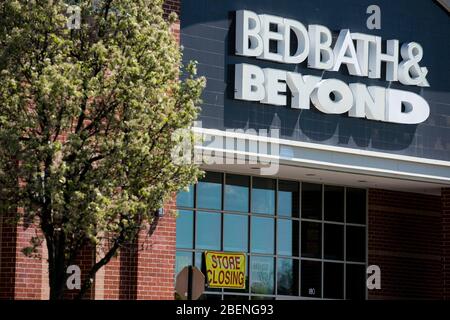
[176,210,193,249]
[251,217,274,254]
[346,188,367,224]
[174,251,193,300]
[277,219,299,256]
[301,221,322,258]
[346,264,366,300]
[197,172,222,210]
[324,185,344,222]
[176,185,194,208]
[175,251,192,277]
[196,211,221,250]
[301,260,321,298]
[250,256,274,295]
[346,226,366,262]
[277,258,299,296]
[278,180,299,217]
[302,183,322,220]
[225,174,249,212]
[324,262,344,299]
[194,252,204,271]
[224,214,248,252]
[324,224,344,260]
[174,172,368,300]
[252,177,275,215]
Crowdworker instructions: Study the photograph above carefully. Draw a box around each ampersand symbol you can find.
[398,42,430,87]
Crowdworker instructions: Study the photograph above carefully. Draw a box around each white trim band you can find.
[192,127,450,185]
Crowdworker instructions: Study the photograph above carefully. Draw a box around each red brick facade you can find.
[0,197,176,300]
[0,0,180,301]
[163,0,181,17]
[0,212,49,300]
[368,189,443,299]
[97,197,177,300]
[0,211,17,299]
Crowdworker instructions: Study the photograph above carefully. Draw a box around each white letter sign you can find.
[233,10,431,124]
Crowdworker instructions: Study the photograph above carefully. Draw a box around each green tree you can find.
[0,0,205,299]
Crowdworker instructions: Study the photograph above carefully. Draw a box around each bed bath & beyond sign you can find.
[234,10,431,124]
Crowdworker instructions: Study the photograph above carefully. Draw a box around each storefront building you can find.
[1,0,450,300]
[175,0,450,300]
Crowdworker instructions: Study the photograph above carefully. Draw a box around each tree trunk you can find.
[47,234,67,300]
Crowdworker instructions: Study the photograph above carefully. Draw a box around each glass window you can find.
[197,172,222,210]
[346,264,366,300]
[301,221,322,258]
[175,172,367,300]
[224,214,248,252]
[301,260,321,298]
[250,256,274,295]
[346,188,366,224]
[277,219,299,256]
[324,186,344,222]
[252,177,275,215]
[176,185,194,208]
[324,262,344,299]
[176,210,194,249]
[302,183,322,220]
[277,258,299,296]
[324,224,344,261]
[174,251,193,300]
[278,180,299,217]
[175,251,192,277]
[346,226,366,262]
[194,252,204,271]
[196,211,221,250]
[251,217,274,254]
[225,174,249,212]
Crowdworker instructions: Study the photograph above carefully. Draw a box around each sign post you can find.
[187,266,193,300]
[175,266,205,300]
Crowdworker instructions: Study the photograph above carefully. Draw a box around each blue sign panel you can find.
[181,0,450,161]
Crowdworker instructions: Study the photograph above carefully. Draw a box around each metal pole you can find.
[187,265,193,300]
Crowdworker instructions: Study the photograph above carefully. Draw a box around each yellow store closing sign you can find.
[204,251,246,289]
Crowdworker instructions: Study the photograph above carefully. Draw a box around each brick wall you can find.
[163,0,181,17]
[99,242,139,300]
[0,0,181,300]
[136,196,177,300]
[95,196,177,300]
[0,214,48,300]
[13,218,45,300]
[368,188,443,299]
[64,245,96,300]
[0,211,18,299]
[0,193,177,301]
